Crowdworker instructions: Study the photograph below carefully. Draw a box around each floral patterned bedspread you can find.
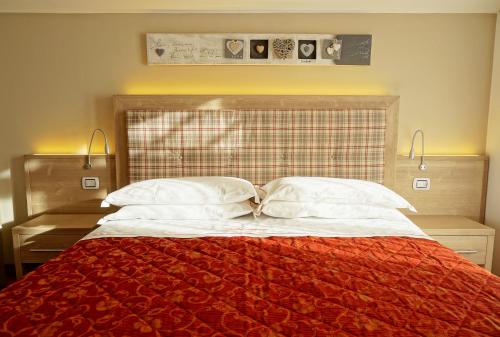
[0,236,499,337]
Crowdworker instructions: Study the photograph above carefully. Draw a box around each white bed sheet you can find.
[82,214,431,241]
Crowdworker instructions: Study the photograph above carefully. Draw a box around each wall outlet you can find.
[413,177,430,190]
[82,177,100,190]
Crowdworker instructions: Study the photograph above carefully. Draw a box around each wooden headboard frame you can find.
[113,95,399,188]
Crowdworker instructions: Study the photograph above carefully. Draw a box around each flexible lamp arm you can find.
[409,129,424,160]
[408,129,427,171]
[84,128,110,169]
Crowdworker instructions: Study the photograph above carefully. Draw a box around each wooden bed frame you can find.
[113,95,399,188]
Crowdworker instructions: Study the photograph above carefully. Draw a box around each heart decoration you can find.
[226,40,244,56]
[300,43,315,57]
[155,48,165,57]
[325,40,342,58]
[272,39,295,59]
[255,44,266,54]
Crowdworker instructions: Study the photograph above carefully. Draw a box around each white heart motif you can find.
[300,43,315,57]
[326,46,334,55]
[226,40,243,56]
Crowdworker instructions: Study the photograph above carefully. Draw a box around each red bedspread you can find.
[0,236,499,337]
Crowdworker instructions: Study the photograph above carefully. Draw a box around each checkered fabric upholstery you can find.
[126,109,386,185]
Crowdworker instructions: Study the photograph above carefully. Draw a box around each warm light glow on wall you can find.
[124,83,389,96]
[34,141,88,154]
[397,145,480,156]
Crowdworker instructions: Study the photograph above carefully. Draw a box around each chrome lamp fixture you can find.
[409,129,427,171]
[83,128,110,169]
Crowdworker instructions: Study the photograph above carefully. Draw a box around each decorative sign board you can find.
[335,35,372,65]
[146,33,371,65]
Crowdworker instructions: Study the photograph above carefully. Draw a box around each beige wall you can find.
[0,13,496,261]
[486,13,500,275]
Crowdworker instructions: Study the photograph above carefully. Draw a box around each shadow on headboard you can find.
[113,95,399,188]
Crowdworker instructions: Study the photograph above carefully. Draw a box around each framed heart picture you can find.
[224,39,244,59]
[322,39,342,60]
[272,38,295,60]
[146,33,369,65]
[250,39,269,59]
[298,40,317,60]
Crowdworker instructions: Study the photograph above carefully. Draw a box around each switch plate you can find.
[82,177,100,190]
[413,177,430,190]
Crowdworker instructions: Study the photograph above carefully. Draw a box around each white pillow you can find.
[261,177,416,211]
[262,201,408,220]
[103,177,259,207]
[98,202,253,223]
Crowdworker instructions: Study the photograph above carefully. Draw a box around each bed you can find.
[0,95,498,337]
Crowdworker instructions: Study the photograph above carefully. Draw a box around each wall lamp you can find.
[409,129,427,171]
[83,128,110,169]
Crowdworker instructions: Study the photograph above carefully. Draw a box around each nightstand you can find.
[408,215,495,271]
[12,213,102,279]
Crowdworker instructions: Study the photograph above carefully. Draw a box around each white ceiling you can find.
[0,0,499,14]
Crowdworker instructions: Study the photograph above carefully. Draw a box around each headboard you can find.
[114,95,399,188]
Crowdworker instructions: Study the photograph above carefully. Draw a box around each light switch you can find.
[413,178,430,191]
[82,177,100,190]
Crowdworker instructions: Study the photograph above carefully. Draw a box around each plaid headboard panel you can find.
[126,109,387,185]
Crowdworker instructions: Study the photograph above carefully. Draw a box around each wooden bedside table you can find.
[12,213,102,279]
[408,215,495,271]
